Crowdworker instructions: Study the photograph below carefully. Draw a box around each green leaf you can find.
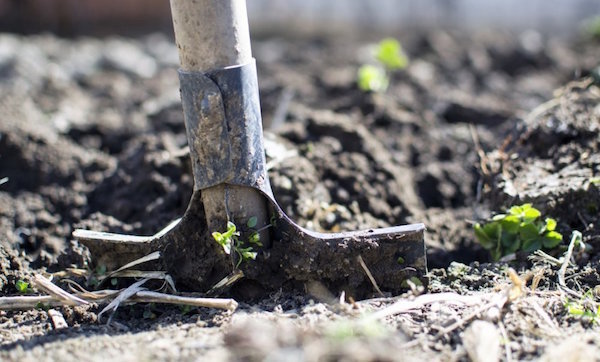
[375,38,408,70]
[499,215,520,234]
[519,222,540,241]
[357,65,389,92]
[15,280,29,293]
[542,231,563,248]
[492,213,507,221]
[545,218,557,232]
[246,216,258,228]
[523,207,541,222]
[501,232,520,253]
[522,238,542,253]
[474,223,494,249]
[248,231,262,246]
[212,232,224,244]
[223,221,238,239]
[509,205,523,216]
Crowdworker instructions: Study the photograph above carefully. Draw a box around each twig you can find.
[132,291,238,311]
[498,321,512,362]
[33,274,88,306]
[357,255,384,297]
[558,231,583,299]
[0,287,239,313]
[469,124,489,176]
[0,295,61,310]
[0,177,8,186]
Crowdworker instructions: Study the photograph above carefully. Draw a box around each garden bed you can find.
[1,28,599,360]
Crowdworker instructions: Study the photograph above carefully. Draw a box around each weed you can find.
[474,203,563,261]
[583,15,600,39]
[212,219,260,268]
[357,65,388,93]
[357,38,408,92]
[565,290,600,325]
[15,279,30,293]
[375,38,409,70]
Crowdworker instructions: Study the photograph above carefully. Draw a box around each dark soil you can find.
[1,28,600,360]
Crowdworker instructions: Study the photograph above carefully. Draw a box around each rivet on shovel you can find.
[73,0,427,297]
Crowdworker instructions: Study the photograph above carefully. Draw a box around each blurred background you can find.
[1,0,599,36]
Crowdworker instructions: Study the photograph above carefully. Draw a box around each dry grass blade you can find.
[33,274,88,306]
[210,269,244,292]
[98,278,149,323]
[103,270,177,292]
[101,251,161,281]
[51,268,90,279]
[132,291,238,311]
[558,231,583,299]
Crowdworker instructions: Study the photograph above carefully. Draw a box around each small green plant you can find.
[474,203,563,261]
[565,290,600,325]
[15,279,30,293]
[212,218,262,268]
[375,38,409,70]
[583,15,600,39]
[357,38,409,92]
[357,65,388,93]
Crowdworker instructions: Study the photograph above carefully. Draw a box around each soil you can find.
[1,27,600,361]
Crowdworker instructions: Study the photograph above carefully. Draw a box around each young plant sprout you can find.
[357,38,409,92]
[474,203,563,261]
[212,218,262,268]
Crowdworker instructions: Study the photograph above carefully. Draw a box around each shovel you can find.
[73,0,426,297]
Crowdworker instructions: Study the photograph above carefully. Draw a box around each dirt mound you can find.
[485,79,600,244]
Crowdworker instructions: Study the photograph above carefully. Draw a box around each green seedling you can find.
[212,219,260,268]
[15,279,30,293]
[583,15,600,39]
[357,38,409,92]
[357,65,389,92]
[474,203,563,261]
[565,290,600,325]
[375,38,409,70]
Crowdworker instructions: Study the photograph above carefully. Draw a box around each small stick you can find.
[0,295,61,310]
[558,231,583,299]
[133,291,238,311]
[498,321,512,362]
[357,255,384,297]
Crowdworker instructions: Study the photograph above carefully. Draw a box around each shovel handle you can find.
[169,0,270,245]
[170,0,252,71]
